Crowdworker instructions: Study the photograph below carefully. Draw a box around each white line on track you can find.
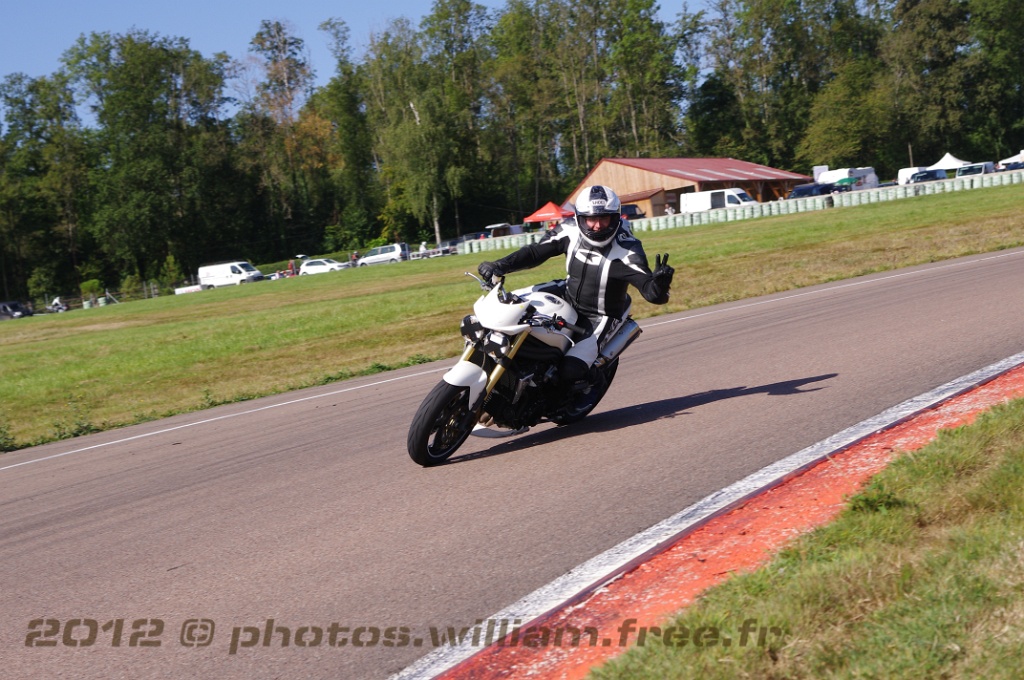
[0,367,448,472]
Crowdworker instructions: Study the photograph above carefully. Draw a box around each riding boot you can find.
[560,356,592,393]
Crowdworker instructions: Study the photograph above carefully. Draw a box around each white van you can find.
[816,167,879,190]
[677,188,754,213]
[356,243,410,266]
[198,261,265,289]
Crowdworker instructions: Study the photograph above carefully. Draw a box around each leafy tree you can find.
[417,0,491,244]
[875,0,972,165]
[604,0,685,155]
[237,20,337,257]
[703,0,876,168]
[249,20,315,124]
[685,71,745,157]
[798,58,892,172]
[316,19,381,249]
[964,0,1024,158]
[0,72,90,300]
[486,0,569,214]
[64,30,233,278]
[361,18,428,241]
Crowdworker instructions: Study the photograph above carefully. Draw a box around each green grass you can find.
[1,184,1022,447]
[589,397,1024,679]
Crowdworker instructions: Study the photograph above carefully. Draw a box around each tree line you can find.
[1,0,1021,304]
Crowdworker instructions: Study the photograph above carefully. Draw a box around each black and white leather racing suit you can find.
[483,221,672,383]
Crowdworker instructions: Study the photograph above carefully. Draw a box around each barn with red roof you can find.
[566,158,811,218]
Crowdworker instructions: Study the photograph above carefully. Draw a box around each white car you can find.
[356,243,410,266]
[299,258,348,275]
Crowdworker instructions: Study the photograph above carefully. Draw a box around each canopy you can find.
[999,150,1024,166]
[524,201,573,223]
[927,152,971,170]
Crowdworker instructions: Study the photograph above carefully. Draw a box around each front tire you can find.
[551,358,619,426]
[408,381,478,466]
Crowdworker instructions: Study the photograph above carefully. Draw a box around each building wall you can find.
[569,163,696,205]
[568,159,806,215]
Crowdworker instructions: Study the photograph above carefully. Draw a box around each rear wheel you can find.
[551,358,619,426]
[407,382,478,466]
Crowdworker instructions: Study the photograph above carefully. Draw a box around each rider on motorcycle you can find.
[478,185,674,389]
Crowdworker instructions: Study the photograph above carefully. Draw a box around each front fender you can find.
[443,361,489,410]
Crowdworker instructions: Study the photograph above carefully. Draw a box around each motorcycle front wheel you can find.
[407,381,478,466]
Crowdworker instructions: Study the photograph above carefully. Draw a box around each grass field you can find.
[591,396,1024,679]
[1,183,1022,448]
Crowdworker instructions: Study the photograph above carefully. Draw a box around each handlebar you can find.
[530,313,583,335]
[552,317,585,335]
[464,273,583,334]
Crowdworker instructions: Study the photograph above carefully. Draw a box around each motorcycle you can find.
[406,273,643,466]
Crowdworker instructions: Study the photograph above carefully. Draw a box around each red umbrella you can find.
[524,201,573,223]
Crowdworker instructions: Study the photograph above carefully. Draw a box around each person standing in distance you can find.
[478,185,674,389]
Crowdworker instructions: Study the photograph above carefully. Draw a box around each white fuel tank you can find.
[516,287,578,351]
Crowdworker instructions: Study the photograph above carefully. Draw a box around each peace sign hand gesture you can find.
[652,253,674,288]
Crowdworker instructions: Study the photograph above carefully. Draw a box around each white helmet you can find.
[574,185,622,247]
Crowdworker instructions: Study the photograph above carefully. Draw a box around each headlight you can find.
[482,331,512,357]
[460,315,486,342]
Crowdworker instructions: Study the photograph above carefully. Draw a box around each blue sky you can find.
[2,1,703,91]
[0,1,506,89]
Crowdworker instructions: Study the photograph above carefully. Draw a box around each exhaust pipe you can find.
[594,318,641,367]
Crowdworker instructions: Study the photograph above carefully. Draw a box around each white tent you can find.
[927,152,971,170]
[998,150,1024,166]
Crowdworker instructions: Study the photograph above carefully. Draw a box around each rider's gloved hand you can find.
[652,253,674,289]
[478,261,506,282]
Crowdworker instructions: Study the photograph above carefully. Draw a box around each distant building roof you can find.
[618,188,664,203]
[606,157,810,183]
[567,157,812,206]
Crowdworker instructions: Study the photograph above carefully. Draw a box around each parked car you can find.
[817,166,879,190]
[620,204,646,220]
[786,183,835,199]
[999,161,1024,172]
[356,243,410,266]
[908,169,947,184]
[437,239,463,255]
[299,258,348,275]
[0,301,33,320]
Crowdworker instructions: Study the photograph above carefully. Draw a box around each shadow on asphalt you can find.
[444,373,839,465]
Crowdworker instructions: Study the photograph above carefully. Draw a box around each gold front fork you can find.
[484,331,530,395]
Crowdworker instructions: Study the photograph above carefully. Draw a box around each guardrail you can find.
[627,169,1023,233]
[459,170,1023,252]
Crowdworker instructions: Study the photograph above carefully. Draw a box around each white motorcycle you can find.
[406,274,642,466]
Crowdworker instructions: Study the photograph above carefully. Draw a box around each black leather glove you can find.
[652,253,674,289]
[478,261,506,282]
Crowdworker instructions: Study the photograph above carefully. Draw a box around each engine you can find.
[482,337,563,428]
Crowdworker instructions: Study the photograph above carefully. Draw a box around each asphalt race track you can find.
[3,248,1024,679]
